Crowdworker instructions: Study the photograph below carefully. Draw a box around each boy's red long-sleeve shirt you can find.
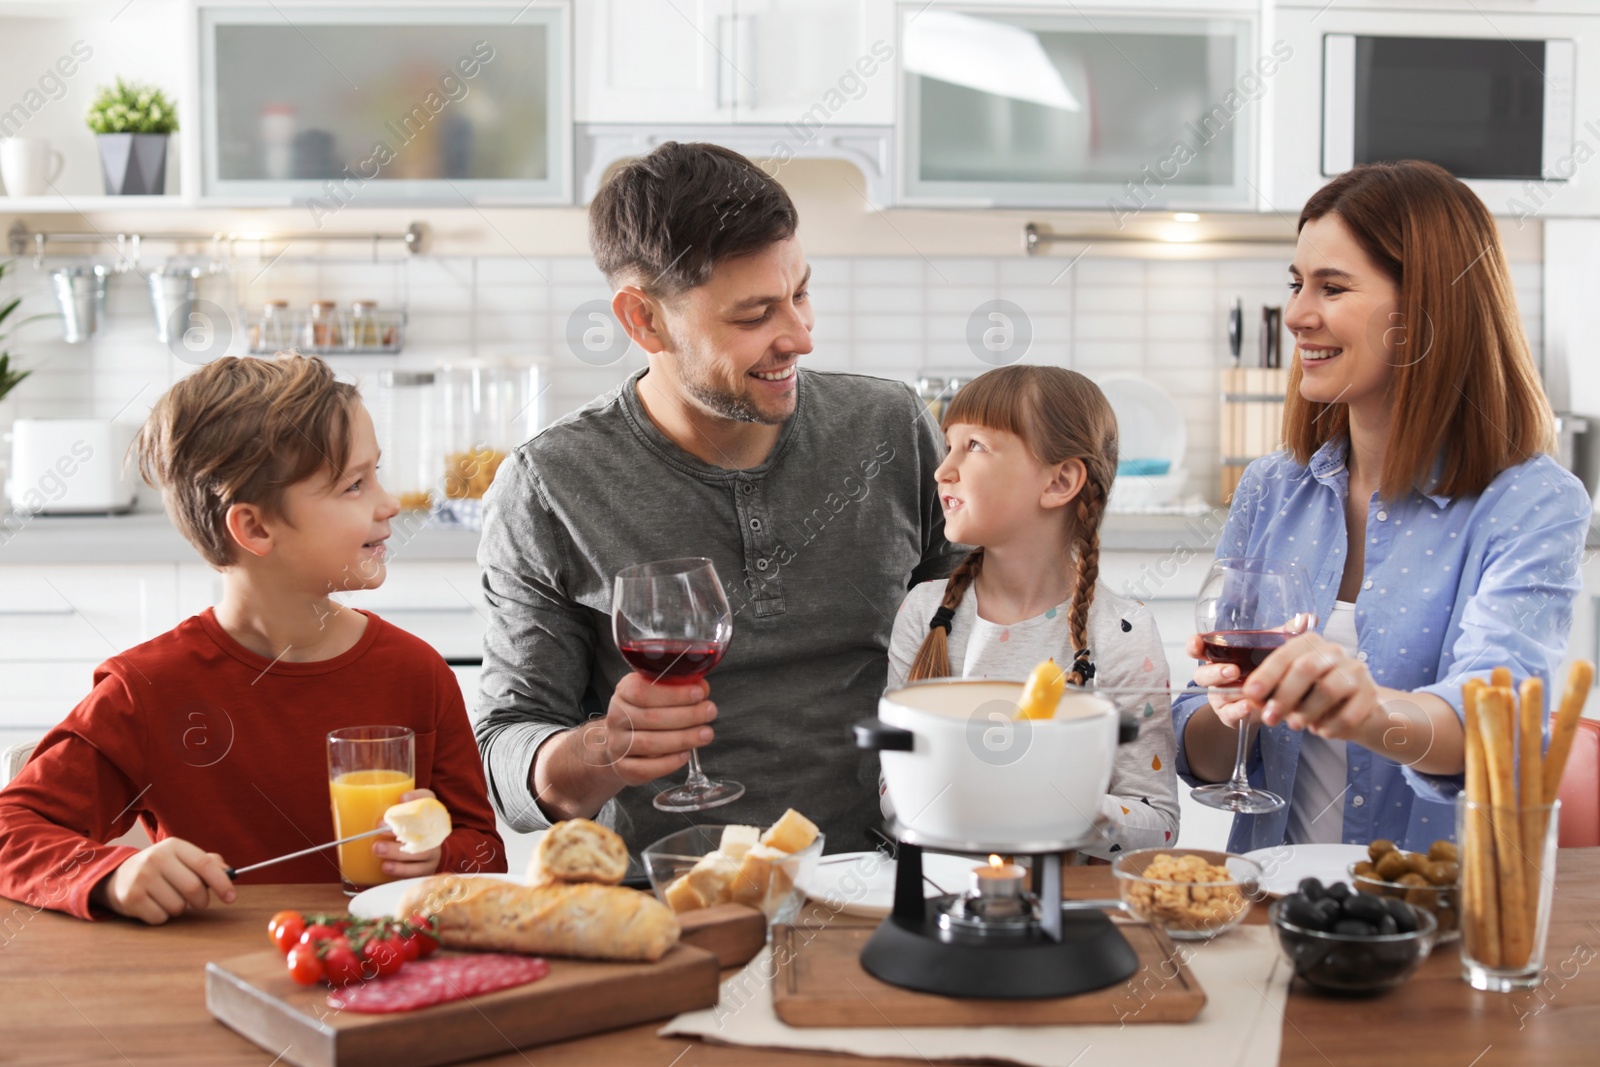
[0,609,506,919]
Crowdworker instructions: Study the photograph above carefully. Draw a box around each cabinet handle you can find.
[0,606,76,617]
[715,14,727,110]
[744,14,759,111]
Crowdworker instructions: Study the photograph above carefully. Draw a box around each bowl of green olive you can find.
[1348,838,1459,942]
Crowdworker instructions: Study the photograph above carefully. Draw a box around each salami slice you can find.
[327,954,551,1014]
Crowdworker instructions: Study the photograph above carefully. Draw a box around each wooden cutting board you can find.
[771,921,1206,1027]
[204,902,769,1067]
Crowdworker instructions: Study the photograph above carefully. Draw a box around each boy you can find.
[0,354,504,923]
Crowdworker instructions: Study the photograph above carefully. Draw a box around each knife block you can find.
[1220,368,1289,502]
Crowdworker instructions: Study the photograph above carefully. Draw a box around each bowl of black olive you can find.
[1269,877,1437,994]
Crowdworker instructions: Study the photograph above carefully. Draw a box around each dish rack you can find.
[244,307,407,356]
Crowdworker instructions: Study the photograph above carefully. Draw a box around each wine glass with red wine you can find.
[613,557,743,812]
[1192,557,1317,814]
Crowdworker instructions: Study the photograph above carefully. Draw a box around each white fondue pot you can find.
[855,679,1135,851]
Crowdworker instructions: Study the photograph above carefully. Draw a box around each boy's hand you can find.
[92,838,236,925]
[373,789,443,878]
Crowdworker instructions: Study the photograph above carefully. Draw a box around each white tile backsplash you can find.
[0,250,1547,508]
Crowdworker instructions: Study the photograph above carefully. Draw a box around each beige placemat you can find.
[662,924,1290,1067]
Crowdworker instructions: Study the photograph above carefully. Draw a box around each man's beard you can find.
[675,351,794,426]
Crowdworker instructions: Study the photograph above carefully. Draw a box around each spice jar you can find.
[306,300,341,351]
[351,300,381,350]
[251,300,291,352]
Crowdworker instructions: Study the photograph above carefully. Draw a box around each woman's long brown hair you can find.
[1282,160,1554,501]
[907,366,1118,687]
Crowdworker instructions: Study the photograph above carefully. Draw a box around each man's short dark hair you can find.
[589,141,798,299]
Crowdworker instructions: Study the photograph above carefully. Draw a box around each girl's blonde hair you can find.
[908,366,1119,687]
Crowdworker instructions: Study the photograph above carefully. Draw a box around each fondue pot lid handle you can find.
[1118,713,1140,745]
[853,719,914,751]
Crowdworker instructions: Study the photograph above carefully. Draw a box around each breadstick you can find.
[1517,678,1545,958]
[1478,687,1531,968]
[1491,666,1514,691]
[1462,679,1500,968]
[1542,660,1594,805]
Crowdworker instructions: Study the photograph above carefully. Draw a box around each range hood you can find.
[575,124,892,206]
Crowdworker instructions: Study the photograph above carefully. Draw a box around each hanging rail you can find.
[7,219,427,262]
[1022,221,1295,255]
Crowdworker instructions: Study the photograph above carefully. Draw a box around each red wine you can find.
[618,639,726,684]
[1200,630,1289,678]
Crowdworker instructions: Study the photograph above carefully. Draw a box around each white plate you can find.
[1243,843,1370,896]
[1096,373,1186,468]
[348,873,524,920]
[795,851,990,918]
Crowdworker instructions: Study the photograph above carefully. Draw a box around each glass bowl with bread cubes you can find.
[644,808,824,927]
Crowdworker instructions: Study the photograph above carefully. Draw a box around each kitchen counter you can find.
[5,508,1598,566]
[0,510,483,565]
[0,510,1225,564]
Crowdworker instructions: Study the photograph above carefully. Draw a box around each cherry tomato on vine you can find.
[362,935,406,978]
[268,910,305,955]
[321,939,363,986]
[299,923,338,948]
[286,943,323,986]
[407,913,440,959]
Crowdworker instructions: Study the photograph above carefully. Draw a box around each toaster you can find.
[7,419,139,514]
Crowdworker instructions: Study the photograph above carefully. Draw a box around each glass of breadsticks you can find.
[1458,661,1593,992]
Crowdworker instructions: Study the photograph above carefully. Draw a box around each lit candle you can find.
[971,853,1027,898]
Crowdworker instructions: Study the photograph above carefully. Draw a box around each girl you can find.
[885,365,1180,859]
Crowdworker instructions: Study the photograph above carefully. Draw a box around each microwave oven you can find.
[1322,34,1574,181]
[1275,4,1600,217]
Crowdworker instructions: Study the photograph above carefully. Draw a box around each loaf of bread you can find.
[395,876,680,963]
[526,818,629,888]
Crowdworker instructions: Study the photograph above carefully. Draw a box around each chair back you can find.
[1557,719,1600,847]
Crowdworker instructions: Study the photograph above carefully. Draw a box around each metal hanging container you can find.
[49,264,109,343]
[149,265,203,344]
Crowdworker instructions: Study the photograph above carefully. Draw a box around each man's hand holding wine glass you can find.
[574,673,719,787]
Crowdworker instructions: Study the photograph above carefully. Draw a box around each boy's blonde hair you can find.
[135,354,359,567]
[908,366,1119,688]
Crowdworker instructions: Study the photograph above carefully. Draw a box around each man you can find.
[476,141,961,853]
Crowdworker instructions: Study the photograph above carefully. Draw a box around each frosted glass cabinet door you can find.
[199,5,569,202]
[899,7,1256,209]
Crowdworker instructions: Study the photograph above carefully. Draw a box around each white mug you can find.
[0,138,66,197]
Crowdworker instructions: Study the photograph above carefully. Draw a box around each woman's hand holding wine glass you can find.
[1190,557,1318,814]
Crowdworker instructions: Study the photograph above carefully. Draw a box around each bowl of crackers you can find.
[1112,848,1262,940]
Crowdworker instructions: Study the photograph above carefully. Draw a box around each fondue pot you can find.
[855,679,1137,851]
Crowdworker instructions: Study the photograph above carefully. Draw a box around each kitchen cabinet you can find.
[0,564,178,737]
[197,4,571,204]
[898,4,1259,209]
[178,559,487,663]
[576,0,895,126]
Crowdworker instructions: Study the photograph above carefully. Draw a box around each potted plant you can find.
[85,78,178,196]
[0,261,36,408]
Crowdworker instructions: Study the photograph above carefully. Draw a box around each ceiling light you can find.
[1173,212,1201,223]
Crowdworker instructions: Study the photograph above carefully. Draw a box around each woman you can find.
[1172,160,1590,854]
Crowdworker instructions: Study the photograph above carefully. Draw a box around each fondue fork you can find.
[224,827,390,879]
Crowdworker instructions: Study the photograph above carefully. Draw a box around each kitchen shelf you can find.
[0,195,196,213]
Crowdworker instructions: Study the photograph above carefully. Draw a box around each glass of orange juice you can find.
[327,725,415,894]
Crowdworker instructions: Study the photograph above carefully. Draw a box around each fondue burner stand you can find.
[860,822,1138,999]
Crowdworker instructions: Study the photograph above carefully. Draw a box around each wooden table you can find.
[4,850,1600,1066]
